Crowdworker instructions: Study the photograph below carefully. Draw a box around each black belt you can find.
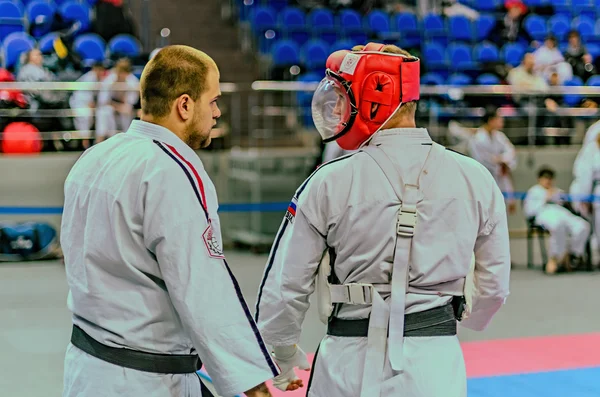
[327,303,457,337]
[70,325,202,374]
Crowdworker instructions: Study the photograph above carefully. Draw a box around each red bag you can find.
[1,122,42,155]
[0,68,28,109]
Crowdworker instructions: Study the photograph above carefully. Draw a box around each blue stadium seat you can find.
[522,0,547,6]
[59,1,91,33]
[308,8,336,45]
[476,13,496,41]
[472,0,502,11]
[329,39,354,53]
[279,7,309,46]
[447,73,472,86]
[73,33,106,64]
[339,9,367,44]
[473,42,500,63]
[269,0,288,12]
[38,31,58,54]
[548,14,570,41]
[423,42,447,71]
[0,0,25,41]
[523,14,548,41]
[447,43,477,71]
[420,72,445,85]
[586,43,600,60]
[476,73,501,85]
[448,15,473,42]
[586,75,600,86]
[301,39,328,71]
[393,12,420,48]
[572,0,595,19]
[572,16,595,42]
[108,34,141,58]
[563,76,584,107]
[250,5,277,35]
[366,10,396,42]
[26,0,55,38]
[271,39,300,67]
[422,14,447,45]
[551,0,571,17]
[501,42,526,67]
[1,32,35,69]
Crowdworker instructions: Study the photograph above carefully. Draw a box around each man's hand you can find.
[271,345,311,392]
[244,382,272,397]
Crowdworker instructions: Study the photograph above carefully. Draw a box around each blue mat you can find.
[468,367,600,397]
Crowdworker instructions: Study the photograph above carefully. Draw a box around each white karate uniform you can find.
[61,120,279,397]
[322,141,353,163]
[583,120,600,146]
[571,141,600,247]
[95,71,140,138]
[256,128,511,397]
[69,70,100,138]
[468,127,517,199]
[524,184,590,259]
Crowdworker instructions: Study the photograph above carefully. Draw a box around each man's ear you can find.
[176,94,192,121]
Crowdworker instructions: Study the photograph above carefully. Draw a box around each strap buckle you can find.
[344,283,373,305]
[397,206,417,237]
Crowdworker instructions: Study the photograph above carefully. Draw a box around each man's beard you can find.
[185,116,211,150]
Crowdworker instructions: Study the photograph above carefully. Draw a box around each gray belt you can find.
[327,302,457,337]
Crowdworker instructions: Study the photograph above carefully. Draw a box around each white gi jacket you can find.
[61,120,279,397]
[571,141,600,217]
[583,120,600,146]
[256,128,511,397]
[468,127,517,196]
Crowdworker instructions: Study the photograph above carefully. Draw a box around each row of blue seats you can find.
[1,31,140,69]
[0,0,91,40]
[6,0,96,6]
[266,37,600,77]
[524,14,600,41]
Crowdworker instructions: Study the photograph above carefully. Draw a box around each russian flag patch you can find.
[285,197,298,223]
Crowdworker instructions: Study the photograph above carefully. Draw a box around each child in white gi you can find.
[524,167,590,274]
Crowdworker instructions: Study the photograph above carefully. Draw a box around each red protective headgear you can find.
[311,43,420,150]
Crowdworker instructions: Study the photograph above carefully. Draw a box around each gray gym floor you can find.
[1,251,599,397]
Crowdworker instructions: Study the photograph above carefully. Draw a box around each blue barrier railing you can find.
[0,193,598,215]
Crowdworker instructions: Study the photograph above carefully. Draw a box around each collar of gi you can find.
[127,119,201,162]
[368,128,432,146]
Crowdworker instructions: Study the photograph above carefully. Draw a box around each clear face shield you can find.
[311,72,356,142]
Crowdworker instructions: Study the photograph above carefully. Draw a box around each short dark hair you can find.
[483,107,500,124]
[538,166,555,179]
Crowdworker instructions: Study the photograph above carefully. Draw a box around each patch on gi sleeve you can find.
[285,197,298,223]
[203,222,225,259]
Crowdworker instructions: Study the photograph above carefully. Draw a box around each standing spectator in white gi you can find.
[61,45,277,397]
[525,167,590,273]
[468,108,517,214]
[69,62,107,149]
[571,135,600,258]
[95,58,139,142]
[255,43,511,397]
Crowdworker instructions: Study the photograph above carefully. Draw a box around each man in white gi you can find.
[571,135,600,264]
[525,167,590,274]
[255,43,511,397]
[69,61,107,149]
[61,45,278,397]
[468,107,517,214]
[94,58,140,143]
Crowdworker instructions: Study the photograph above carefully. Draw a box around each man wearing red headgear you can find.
[255,43,511,397]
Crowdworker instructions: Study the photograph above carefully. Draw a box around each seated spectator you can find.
[564,30,595,82]
[468,107,517,214]
[507,53,548,108]
[69,62,108,149]
[95,58,139,143]
[533,34,573,83]
[17,49,69,111]
[490,0,533,48]
[524,167,590,274]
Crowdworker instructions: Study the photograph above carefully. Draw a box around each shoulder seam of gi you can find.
[255,152,358,324]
